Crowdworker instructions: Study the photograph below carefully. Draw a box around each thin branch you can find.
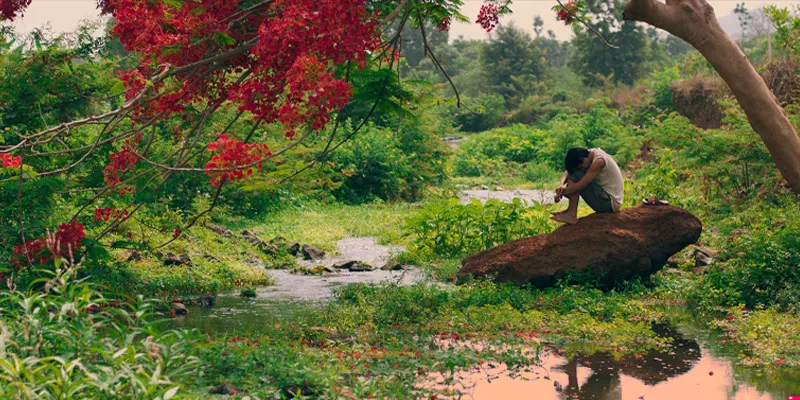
[557,0,619,49]
[380,0,410,25]
[417,8,464,107]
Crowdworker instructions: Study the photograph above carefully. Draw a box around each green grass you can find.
[229,202,420,254]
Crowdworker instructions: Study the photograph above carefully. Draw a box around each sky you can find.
[9,0,800,42]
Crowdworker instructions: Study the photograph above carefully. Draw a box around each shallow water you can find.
[172,236,427,333]
[171,267,427,333]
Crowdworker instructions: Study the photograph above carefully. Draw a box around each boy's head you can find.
[564,148,590,173]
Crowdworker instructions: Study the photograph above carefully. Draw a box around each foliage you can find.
[481,23,547,106]
[404,198,552,258]
[651,66,680,111]
[451,93,506,132]
[765,5,800,58]
[693,204,800,311]
[0,267,199,399]
[524,162,561,185]
[569,0,656,86]
[327,121,447,203]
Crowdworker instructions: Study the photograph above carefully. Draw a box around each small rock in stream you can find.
[302,244,326,260]
[332,260,357,269]
[198,293,215,307]
[348,261,374,272]
[286,242,301,256]
[381,261,403,271]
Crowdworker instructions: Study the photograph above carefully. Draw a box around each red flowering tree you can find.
[0,0,510,267]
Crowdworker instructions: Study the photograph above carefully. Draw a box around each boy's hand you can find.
[554,185,565,202]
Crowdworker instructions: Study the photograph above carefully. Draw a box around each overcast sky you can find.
[10,0,800,42]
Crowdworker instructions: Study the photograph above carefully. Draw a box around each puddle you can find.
[425,325,800,400]
[459,189,555,206]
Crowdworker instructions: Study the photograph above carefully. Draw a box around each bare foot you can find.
[550,209,568,215]
[551,213,579,225]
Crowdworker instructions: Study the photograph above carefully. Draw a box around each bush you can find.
[328,123,446,203]
[0,267,200,399]
[452,93,506,132]
[651,67,680,111]
[451,124,547,177]
[403,198,552,258]
[696,211,800,311]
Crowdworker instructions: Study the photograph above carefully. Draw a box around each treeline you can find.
[402,0,782,132]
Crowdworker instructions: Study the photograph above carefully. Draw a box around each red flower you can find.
[12,222,86,267]
[476,3,499,32]
[1,154,22,168]
[0,0,31,21]
[436,17,451,32]
[204,135,272,186]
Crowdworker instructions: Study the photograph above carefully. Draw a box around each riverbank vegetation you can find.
[2,1,800,398]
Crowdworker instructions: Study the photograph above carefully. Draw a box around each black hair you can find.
[564,148,590,173]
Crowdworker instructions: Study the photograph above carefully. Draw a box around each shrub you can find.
[524,162,560,185]
[697,212,800,311]
[0,266,200,399]
[451,93,506,132]
[650,67,680,111]
[451,124,547,177]
[403,198,552,258]
[328,123,446,203]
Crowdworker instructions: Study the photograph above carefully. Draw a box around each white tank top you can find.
[590,148,624,212]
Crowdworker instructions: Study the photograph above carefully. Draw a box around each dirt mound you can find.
[671,77,723,129]
[458,205,702,288]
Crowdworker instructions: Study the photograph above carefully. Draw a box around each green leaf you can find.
[110,80,126,96]
[213,32,237,47]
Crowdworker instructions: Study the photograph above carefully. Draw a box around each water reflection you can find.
[427,323,796,400]
[558,324,701,399]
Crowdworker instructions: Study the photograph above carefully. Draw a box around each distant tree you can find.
[533,15,544,37]
[664,35,694,57]
[569,0,651,86]
[734,2,752,42]
[398,23,449,68]
[481,23,546,105]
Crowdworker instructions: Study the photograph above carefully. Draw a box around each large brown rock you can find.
[458,205,702,288]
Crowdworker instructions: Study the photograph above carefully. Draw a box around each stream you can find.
[169,234,799,398]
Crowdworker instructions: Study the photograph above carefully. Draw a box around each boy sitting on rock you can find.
[552,147,624,225]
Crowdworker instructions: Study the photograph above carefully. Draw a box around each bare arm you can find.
[558,170,569,186]
[563,158,606,196]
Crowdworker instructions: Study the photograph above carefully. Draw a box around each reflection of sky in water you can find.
[440,351,781,400]
[425,326,799,400]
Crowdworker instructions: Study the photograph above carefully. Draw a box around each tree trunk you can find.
[623,0,800,195]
